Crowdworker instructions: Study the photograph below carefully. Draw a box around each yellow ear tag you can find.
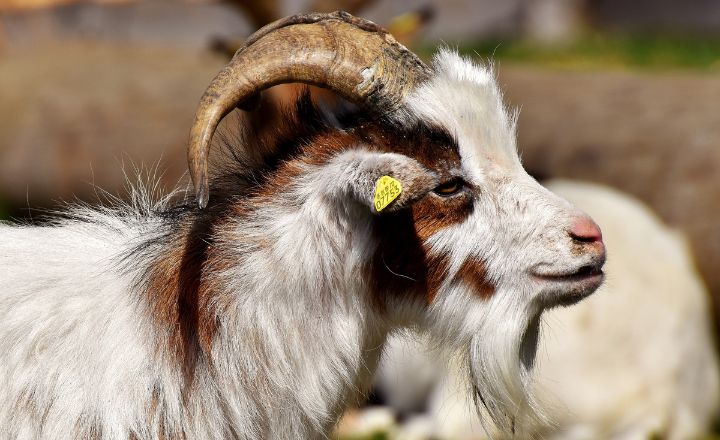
[374,176,402,212]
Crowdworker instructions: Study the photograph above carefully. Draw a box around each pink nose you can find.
[569,216,603,244]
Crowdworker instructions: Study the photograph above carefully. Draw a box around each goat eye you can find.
[433,178,464,196]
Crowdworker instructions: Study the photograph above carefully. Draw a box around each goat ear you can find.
[340,152,438,214]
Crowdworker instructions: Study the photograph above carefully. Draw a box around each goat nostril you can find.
[569,216,603,244]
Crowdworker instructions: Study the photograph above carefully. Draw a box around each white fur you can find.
[0,51,602,438]
[0,209,167,439]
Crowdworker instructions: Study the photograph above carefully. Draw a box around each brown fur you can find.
[144,214,226,380]
[454,258,495,300]
[411,191,474,241]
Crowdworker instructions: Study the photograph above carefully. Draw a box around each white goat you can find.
[373,180,720,440]
[0,12,607,440]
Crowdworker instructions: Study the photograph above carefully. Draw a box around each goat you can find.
[0,12,606,439]
[371,180,720,440]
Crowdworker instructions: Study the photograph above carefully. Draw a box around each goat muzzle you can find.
[188,11,431,208]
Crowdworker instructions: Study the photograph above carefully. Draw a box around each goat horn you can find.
[188,11,431,208]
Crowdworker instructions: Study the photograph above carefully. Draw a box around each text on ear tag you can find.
[374,176,402,212]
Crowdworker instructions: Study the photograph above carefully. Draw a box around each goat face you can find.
[371,50,607,430]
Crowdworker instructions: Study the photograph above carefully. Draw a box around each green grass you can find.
[420,34,720,71]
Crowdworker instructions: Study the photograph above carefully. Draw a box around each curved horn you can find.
[188,11,431,208]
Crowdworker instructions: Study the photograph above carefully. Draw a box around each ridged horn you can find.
[188,11,431,208]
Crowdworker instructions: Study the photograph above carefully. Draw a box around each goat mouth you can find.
[531,265,604,307]
[532,264,603,282]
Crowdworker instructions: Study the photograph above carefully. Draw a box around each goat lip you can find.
[531,267,604,307]
[531,268,604,283]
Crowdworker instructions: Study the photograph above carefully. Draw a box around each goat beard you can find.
[466,304,546,436]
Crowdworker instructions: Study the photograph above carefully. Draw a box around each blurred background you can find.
[1,0,719,438]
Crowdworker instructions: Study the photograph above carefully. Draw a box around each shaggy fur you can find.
[0,50,604,439]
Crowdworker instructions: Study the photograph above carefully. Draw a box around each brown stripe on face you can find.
[453,258,496,300]
[411,190,474,241]
[368,206,460,308]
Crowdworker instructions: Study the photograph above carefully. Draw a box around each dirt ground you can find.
[0,41,718,317]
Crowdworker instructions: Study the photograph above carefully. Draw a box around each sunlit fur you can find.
[0,50,601,439]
